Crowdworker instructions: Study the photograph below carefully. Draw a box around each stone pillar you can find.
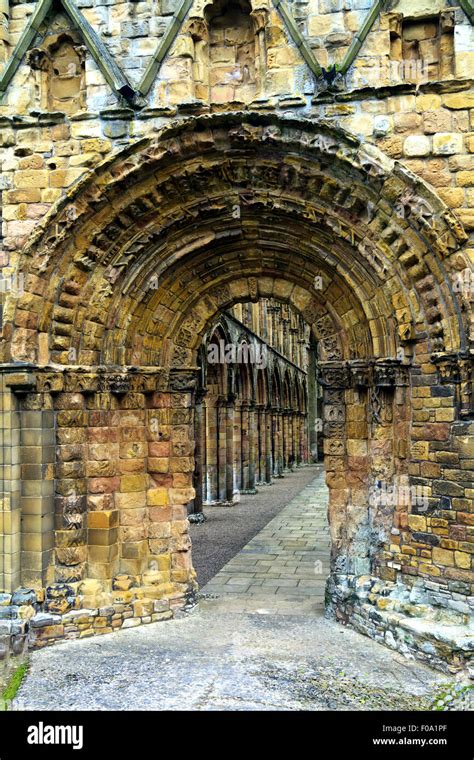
[270,409,278,477]
[264,406,272,483]
[225,398,235,503]
[299,412,307,464]
[247,403,256,493]
[167,387,195,599]
[205,396,218,503]
[240,403,249,491]
[7,371,57,590]
[251,9,268,98]
[283,411,291,470]
[146,381,196,608]
[0,372,22,593]
[192,389,206,514]
[319,364,351,578]
[307,336,318,462]
[256,405,265,484]
[276,410,284,477]
[291,412,300,467]
[217,397,227,502]
[116,395,148,577]
[82,393,120,584]
[366,363,398,579]
[233,401,241,498]
[54,389,89,585]
[0,0,8,63]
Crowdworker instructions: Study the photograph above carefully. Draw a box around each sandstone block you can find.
[432,133,463,155]
[404,135,431,157]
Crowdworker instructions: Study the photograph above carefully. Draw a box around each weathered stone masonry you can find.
[0,0,473,675]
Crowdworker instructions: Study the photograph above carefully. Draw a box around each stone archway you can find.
[1,112,472,669]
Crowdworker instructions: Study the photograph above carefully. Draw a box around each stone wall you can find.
[0,0,472,671]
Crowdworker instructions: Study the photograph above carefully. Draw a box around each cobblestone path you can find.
[15,470,451,711]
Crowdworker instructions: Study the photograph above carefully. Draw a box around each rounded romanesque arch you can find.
[3,112,470,369]
[1,112,472,669]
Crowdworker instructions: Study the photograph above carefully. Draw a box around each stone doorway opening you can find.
[186,294,324,593]
[1,112,472,671]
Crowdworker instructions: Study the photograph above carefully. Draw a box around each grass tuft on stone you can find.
[1,660,29,711]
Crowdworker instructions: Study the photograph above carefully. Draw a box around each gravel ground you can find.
[190,466,323,586]
[13,468,458,712]
[14,608,451,711]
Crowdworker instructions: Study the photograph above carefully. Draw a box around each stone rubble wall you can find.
[327,573,474,677]
[0,577,194,665]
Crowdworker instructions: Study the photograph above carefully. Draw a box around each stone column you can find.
[217,397,227,502]
[299,412,307,464]
[264,406,272,484]
[270,409,277,477]
[147,379,196,609]
[318,363,351,579]
[192,389,206,514]
[116,392,148,577]
[9,370,58,590]
[233,401,241,498]
[291,413,297,468]
[205,396,218,503]
[251,9,268,98]
[247,403,256,493]
[367,361,405,582]
[0,371,23,593]
[256,404,265,484]
[240,403,249,491]
[0,0,8,63]
[307,336,318,462]
[276,411,284,477]
[53,387,89,585]
[225,397,235,503]
[282,411,290,471]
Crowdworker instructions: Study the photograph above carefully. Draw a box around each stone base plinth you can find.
[0,578,197,655]
[326,574,474,678]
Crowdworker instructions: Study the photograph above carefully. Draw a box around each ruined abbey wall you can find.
[0,0,472,674]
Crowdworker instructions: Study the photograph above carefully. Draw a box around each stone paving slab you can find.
[190,466,325,586]
[199,467,330,615]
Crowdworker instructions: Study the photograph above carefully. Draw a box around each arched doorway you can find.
[1,112,471,668]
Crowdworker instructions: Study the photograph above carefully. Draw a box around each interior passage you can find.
[190,465,325,587]
[198,466,330,615]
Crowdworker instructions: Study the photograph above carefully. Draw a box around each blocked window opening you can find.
[27,34,86,115]
[205,0,257,104]
[389,12,455,82]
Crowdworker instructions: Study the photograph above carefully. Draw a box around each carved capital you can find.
[98,373,130,394]
[432,352,462,384]
[440,9,455,33]
[251,9,268,33]
[318,362,350,390]
[349,360,371,389]
[184,18,208,41]
[373,359,400,388]
[386,12,402,38]
[168,370,198,392]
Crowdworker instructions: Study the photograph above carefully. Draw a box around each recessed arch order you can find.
[3,110,470,372]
